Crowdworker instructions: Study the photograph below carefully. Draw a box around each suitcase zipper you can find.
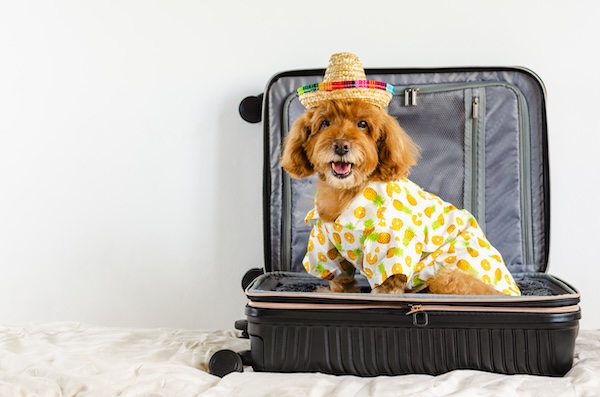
[468,91,485,229]
[406,303,580,315]
[247,300,580,315]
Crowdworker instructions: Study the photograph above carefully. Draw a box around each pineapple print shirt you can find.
[303,179,521,296]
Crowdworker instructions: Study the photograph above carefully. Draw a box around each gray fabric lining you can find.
[256,272,570,298]
[266,70,547,275]
[483,86,524,268]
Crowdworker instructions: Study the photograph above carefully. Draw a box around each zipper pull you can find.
[404,88,420,107]
[404,88,412,106]
[406,304,424,315]
[411,88,419,106]
[472,96,479,119]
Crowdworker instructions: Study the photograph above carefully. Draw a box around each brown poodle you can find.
[281,99,520,296]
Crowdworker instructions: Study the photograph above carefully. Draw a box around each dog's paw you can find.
[328,279,359,293]
[371,274,408,294]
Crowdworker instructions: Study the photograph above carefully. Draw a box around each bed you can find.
[0,322,598,396]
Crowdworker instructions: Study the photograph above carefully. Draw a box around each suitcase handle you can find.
[241,268,264,291]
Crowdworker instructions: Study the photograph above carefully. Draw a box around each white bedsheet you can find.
[0,322,598,396]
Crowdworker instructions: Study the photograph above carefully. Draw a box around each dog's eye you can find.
[320,120,330,129]
[357,120,368,130]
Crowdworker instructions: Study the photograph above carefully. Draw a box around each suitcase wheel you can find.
[209,349,244,377]
[239,94,263,123]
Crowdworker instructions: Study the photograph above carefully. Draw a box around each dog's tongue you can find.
[332,161,351,175]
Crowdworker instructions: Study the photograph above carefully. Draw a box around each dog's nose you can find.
[333,140,350,156]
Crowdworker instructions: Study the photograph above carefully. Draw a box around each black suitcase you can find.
[209,59,581,378]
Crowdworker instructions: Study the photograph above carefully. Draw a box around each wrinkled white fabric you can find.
[0,322,598,397]
[0,322,248,397]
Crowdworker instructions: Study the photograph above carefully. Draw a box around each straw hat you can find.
[297,52,395,109]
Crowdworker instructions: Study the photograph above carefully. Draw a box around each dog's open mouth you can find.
[331,161,353,178]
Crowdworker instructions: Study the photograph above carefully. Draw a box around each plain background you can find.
[0,0,598,330]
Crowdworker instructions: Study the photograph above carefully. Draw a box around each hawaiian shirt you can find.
[303,179,521,296]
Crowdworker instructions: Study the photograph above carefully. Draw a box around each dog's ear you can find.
[370,113,419,182]
[281,112,315,178]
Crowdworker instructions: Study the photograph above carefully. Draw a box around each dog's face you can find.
[281,100,419,189]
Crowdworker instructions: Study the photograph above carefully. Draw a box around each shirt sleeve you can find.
[303,221,356,284]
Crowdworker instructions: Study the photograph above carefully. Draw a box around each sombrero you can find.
[297,52,395,109]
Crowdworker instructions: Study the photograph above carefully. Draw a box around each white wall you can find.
[0,0,598,330]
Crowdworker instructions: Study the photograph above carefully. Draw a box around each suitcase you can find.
[209,63,581,378]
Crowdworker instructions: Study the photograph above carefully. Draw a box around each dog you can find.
[281,98,521,296]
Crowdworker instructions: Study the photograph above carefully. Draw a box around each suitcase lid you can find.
[244,67,549,275]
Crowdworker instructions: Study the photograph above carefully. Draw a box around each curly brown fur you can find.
[282,100,418,223]
[371,274,408,294]
[282,100,499,295]
[427,268,501,295]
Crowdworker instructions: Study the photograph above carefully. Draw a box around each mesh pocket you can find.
[389,90,466,208]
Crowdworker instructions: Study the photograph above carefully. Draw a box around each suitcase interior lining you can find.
[270,70,548,276]
[251,272,571,297]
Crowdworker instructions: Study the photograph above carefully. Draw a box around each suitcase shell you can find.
[236,67,581,377]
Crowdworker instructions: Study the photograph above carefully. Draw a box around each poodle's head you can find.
[281,100,419,189]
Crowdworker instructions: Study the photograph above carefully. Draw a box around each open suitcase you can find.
[209,64,581,378]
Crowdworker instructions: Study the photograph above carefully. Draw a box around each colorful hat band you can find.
[297,80,396,97]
